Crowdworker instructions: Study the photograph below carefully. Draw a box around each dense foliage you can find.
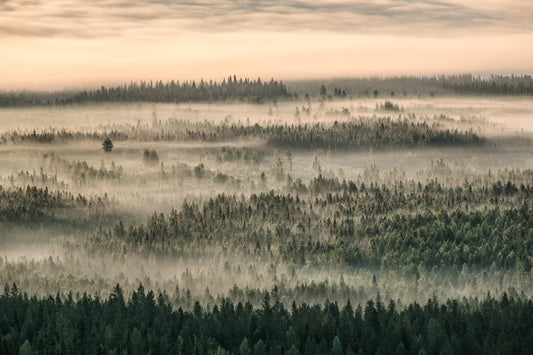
[0,185,111,223]
[2,75,533,108]
[263,120,483,149]
[0,77,291,107]
[0,285,531,354]
[291,74,533,97]
[0,118,484,150]
[86,174,532,272]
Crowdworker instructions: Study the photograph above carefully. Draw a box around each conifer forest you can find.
[0,77,532,354]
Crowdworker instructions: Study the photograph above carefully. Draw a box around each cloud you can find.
[0,0,531,39]
[1,0,532,89]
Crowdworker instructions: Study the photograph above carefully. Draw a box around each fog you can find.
[1,248,529,310]
[0,96,531,308]
[2,96,533,133]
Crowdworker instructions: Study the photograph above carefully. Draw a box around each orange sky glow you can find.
[1,0,532,90]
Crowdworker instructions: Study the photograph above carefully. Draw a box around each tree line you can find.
[0,117,485,150]
[292,74,533,98]
[0,77,292,107]
[0,284,531,354]
[2,75,533,108]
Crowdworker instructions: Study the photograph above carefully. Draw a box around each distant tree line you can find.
[293,74,533,98]
[0,284,531,354]
[0,77,291,107]
[3,74,533,107]
[439,74,533,95]
[0,118,485,150]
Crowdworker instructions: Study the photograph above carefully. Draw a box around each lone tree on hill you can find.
[102,137,113,153]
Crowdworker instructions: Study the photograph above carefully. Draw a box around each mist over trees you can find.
[0,77,291,107]
[1,74,533,108]
[0,117,485,150]
[290,74,533,98]
[84,174,532,272]
[102,137,113,153]
[0,80,531,354]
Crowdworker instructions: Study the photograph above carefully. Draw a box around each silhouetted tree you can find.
[102,137,113,153]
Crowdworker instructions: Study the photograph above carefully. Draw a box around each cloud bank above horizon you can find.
[1,0,532,89]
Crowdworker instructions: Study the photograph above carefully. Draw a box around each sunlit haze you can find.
[1,0,533,90]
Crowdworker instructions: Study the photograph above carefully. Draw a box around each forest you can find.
[0,81,532,353]
[1,286,531,354]
[0,77,291,107]
[1,74,533,108]
[289,75,533,98]
[0,117,484,150]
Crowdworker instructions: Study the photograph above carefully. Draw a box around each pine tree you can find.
[102,137,113,153]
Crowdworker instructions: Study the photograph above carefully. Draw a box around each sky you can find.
[1,0,533,90]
